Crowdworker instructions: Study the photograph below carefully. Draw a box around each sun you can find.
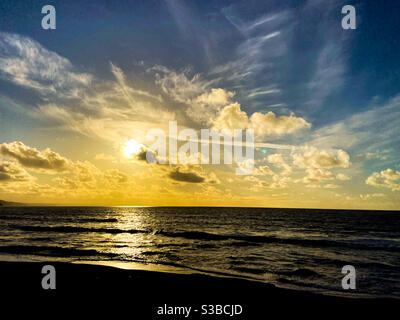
[123,139,144,158]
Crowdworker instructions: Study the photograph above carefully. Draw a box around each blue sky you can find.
[0,0,399,208]
[1,1,399,122]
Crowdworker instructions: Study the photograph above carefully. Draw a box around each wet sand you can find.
[1,261,397,318]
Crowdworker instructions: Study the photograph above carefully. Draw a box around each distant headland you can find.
[0,200,27,207]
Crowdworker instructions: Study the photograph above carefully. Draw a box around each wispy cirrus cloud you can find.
[301,0,351,110]
[215,8,289,92]
[0,32,92,96]
[309,94,400,170]
[307,43,346,108]
[110,62,163,103]
[0,33,174,145]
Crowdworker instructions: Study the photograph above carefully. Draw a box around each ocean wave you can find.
[9,225,400,253]
[0,216,27,220]
[76,218,118,223]
[159,231,229,241]
[313,257,400,272]
[278,268,320,278]
[230,266,266,275]
[159,231,400,253]
[0,245,118,258]
[11,225,146,234]
[1,216,118,223]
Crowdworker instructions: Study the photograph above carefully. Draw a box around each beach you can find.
[2,206,400,298]
[1,261,398,318]
[1,1,400,318]
[1,206,399,317]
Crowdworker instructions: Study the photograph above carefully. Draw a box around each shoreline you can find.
[1,260,398,317]
[1,256,395,300]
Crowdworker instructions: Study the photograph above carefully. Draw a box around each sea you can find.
[0,206,399,298]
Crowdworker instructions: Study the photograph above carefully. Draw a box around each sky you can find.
[0,0,399,209]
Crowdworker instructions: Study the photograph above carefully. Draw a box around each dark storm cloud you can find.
[168,168,205,183]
